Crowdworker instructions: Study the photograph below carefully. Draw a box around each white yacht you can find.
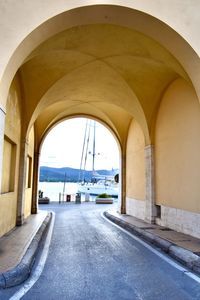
[77,120,118,197]
[78,176,118,197]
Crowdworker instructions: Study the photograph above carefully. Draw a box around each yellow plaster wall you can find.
[0,193,18,237]
[24,126,34,219]
[0,1,200,114]
[24,188,32,219]
[2,139,13,193]
[126,119,145,200]
[0,75,21,237]
[155,78,200,213]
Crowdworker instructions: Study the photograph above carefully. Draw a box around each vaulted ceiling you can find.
[18,24,188,145]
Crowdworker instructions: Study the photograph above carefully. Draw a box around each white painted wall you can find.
[156,205,200,239]
[126,197,145,220]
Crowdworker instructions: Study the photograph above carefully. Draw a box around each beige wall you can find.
[155,78,200,213]
[24,126,34,219]
[1,1,200,115]
[1,138,16,193]
[0,75,21,237]
[126,119,145,200]
[0,0,200,83]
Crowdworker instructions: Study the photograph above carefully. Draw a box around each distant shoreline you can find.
[39,180,78,183]
[40,166,118,183]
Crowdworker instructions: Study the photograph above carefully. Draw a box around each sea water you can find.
[38,181,96,202]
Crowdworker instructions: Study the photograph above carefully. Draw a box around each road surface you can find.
[2,202,200,299]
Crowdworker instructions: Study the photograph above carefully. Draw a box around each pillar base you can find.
[16,214,25,226]
[145,216,156,224]
[120,205,126,214]
[31,206,38,214]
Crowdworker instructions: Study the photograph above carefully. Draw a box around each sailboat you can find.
[77,120,119,197]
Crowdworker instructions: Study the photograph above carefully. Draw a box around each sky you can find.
[40,118,119,171]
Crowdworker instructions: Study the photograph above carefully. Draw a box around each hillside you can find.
[39,166,118,182]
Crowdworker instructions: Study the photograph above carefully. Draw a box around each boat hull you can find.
[78,184,118,197]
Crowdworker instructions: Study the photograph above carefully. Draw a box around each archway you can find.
[1,4,199,111]
[0,3,200,238]
[37,117,120,205]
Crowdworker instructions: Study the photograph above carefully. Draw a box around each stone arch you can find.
[31,115,122,212]
[39,115,122,155]
[25,56,150,145]
[0,4,199,112]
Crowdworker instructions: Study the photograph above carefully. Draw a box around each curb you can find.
[0,212,52,289]
[104,211,200,275]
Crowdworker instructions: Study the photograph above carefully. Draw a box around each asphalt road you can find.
[3,202,200,299]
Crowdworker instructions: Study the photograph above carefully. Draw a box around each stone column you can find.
[145,145,156,223]
[0,107,6,194]
[16,138,28,226]
[31,151,40,214]
[120,149,126,214]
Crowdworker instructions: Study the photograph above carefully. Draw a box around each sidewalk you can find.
[1,207,200,289]
[104,210,200,275]
[0,210,51,289]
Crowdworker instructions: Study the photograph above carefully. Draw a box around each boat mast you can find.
[83,121,91,181]
[79,119,92,182]
[62,172,66,201]
[79,120,98,182]
[78,120,88,182]
[92,121,96,175]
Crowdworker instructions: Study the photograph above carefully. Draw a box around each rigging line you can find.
[82,120,92,181]
[78,119,88,182]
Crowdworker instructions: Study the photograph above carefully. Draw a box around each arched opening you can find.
[38,117,120,205]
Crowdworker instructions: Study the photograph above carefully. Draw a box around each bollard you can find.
[75,193,81,203]
[85,192,90,202]
[59,192,61,204]
[66,194,71,202]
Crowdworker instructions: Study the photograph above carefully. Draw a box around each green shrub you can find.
[97,193,111,198]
